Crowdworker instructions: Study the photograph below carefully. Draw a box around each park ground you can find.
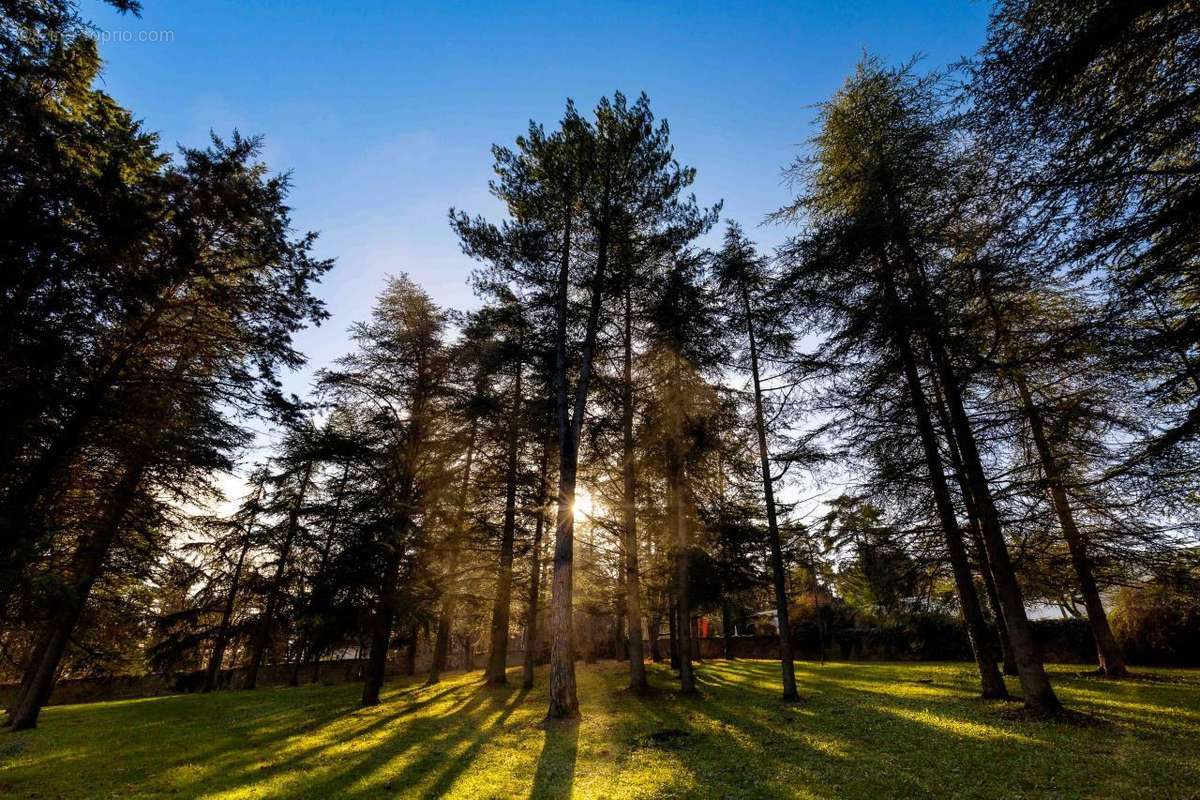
[1,659,1198,799]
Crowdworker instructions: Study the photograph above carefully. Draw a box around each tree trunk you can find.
[361,548,400,706]
[8,457,146,730]
[888,219,1060,711]
[288,643,305,687]
[461,636,474,672]
[922,326,1060,710]
[294,460,351,689]
[649,614,662,663]
[0,309,171,605]
[0,359,127,600]
[621,280,648,692]
[615,567,627,661]
[722,601,734,660]
[244,459,313,691]
[883,274,1008,700]
[1014,374,1127,677]
[740,282,799,701]
[548,187,608,719]
[522,436,551,690]
[669,353,696,695]
[428,419,479,685]
[363,391,426,706]
[202,517,256,693]
[930,371,1019,677]
[486,358,525,684]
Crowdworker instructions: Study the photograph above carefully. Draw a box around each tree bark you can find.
[929,371,1019,677]
[361,546,401,706]
[621,280,648,692]
[548,186,609,719]
[883,201,1060,710]
[486,357,525,684]
[922,324,1060,710]
[740,282,799,701]
[1014,374,1127,677]
[8,457,146,730]
[883,273,1009,700]
[244,459,313,691]
[522,435,552,689]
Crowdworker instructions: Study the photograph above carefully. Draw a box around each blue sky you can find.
[83,0,993,402]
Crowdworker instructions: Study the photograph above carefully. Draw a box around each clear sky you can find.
[82,0,992,402]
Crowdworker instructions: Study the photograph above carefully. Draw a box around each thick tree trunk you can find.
[649,614,662,662]
[740,283,799,701]
[361,547,401,706]
[883,275,1008,700]
[428,419,478,685]
[202,520,255,693]
[621,281,648,692]
[548,191,608,719]
[930,372,1019,677]
[8,457,146,730]
[486,359,525,684]
[522,436,551,690]
[547,453,580,717]
[1014,374,1127,677]
[244,460,313,691]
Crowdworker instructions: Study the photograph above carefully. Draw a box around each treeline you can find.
[2,0,1198,731]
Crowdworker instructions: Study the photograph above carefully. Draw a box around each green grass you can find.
[2,660,1198,799]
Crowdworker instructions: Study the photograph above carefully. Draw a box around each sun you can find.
[573,486,595,522]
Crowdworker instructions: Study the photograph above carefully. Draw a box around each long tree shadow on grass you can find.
[6,662,1198,799]
[268,676,527,797]
[528,716,579,800]
[676,660,1196,799]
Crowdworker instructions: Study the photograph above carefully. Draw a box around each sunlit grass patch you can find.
[1,659,1197,799]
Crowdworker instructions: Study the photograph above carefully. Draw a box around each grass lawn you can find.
[1,660,1198,799]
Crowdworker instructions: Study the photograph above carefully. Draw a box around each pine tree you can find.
[714,223,801,701]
